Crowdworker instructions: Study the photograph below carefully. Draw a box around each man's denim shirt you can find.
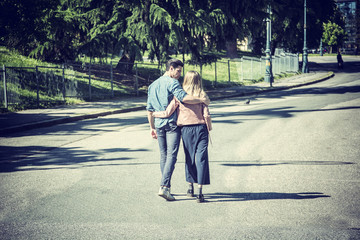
[146,76,187,128]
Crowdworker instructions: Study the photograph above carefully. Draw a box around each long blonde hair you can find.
[182,71,207,98]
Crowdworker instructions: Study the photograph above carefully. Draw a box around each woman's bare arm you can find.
[152,98,179,118]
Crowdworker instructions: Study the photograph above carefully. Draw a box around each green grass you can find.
[0,46,55,67]
[0,47,144,111]
[273,72,299,81]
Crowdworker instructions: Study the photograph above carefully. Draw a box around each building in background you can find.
[335,0,359,54]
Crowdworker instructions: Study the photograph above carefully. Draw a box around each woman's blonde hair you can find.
[182,71,207,98]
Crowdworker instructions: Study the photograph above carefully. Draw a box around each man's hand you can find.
[147,111,157,139]
[150,128,157,139]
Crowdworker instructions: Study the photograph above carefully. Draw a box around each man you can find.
[147,59,210,201]
[337,50,344,69]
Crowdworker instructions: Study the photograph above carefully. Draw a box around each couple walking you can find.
[146,59,212,203]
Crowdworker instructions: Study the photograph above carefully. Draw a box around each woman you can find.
[152,71,212,203]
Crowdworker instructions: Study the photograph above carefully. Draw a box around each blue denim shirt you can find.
[146,75,187,128]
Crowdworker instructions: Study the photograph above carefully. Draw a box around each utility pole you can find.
[302,0,309,73]
[264,4,273,86]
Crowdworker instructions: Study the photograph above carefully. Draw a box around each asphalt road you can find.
[0,58,359,239]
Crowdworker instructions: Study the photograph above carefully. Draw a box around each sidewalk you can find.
[0,70,334,136]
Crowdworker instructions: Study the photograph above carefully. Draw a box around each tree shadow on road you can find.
[308,59,360,74]
[0,145,152,172]
[209,103,360,125]
[205,192,330,203]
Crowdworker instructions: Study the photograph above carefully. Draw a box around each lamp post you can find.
[320,38,323,56]
[264,4,273,86]
[302,0,309,73]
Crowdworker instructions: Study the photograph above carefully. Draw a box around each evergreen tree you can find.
[209,0,267,57]
[357,0,360,54]
[121,0,220,68]
[1,0,342,64]
[0,0,59,56]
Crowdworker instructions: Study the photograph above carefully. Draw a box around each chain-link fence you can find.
[0,62,163,110]
[272,53,299,75]
[182,53,299,86]
[1,53,299,110]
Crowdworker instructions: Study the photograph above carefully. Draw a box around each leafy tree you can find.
[322,21,347,53]
[0,0,60,56]
[250,0,338,54]
[357,0,360,53]
[1,0,342,67]
[123,0,221,67]
[125,0,175,65]
[29,0,133,63]
[249,0,302,55]
[29,3,85,62]
[208,0,267,57]
[172,0,223,64]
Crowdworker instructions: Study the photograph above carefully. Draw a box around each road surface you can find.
[0,57,359,239]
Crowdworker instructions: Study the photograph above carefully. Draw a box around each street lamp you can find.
[264,4,273,86]
[302,0,309,73]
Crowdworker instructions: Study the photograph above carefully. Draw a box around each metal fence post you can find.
[88,63,92,101]
[251,58,253,81]
[214,61,217,86]
[62,64,66,101]
[282,55,285,73]
[110,61,114,98]
[259,58,262,80]
[36,66,40,108]
[241,58,244,82]
[135,63,139,96]
[288,54,291,72]
[2,65,7,109]
[297,53,300,72]
[227,60,231,82]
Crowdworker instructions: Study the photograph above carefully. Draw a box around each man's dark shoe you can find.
[196,194,205,203]
[187,189,194,197]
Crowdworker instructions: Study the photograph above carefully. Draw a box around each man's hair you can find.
[166,59,184,71]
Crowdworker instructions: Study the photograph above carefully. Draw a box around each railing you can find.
[0,53,299,110]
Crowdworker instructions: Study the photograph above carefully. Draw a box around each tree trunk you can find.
[115,53,134,73]
[226,40,238,58]
[271,40,278,56]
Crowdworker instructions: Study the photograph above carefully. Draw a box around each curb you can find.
[0,72,334,135]
[0,106,146,136]
[210,71,334,100]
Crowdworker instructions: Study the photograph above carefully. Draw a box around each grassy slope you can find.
[1,46,300,112]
